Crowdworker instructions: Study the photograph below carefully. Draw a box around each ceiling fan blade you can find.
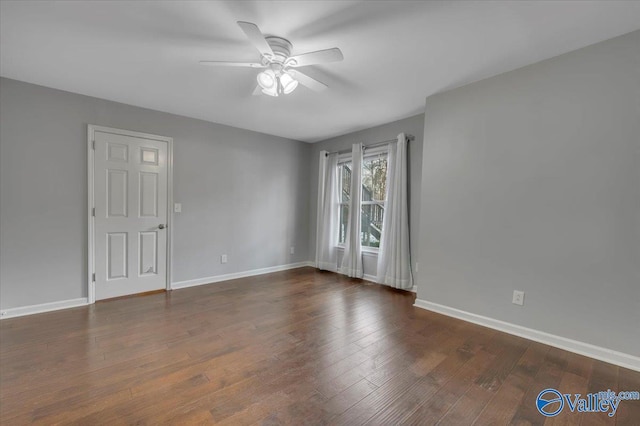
[237,21,274,58]
[289,70,328,92]
[287,48,344,67]
[252,85,263,96]
[199,61,265,68]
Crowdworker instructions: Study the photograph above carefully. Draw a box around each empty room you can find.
[1,1,639,424]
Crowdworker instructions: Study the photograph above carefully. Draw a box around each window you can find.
[338,150,388,248]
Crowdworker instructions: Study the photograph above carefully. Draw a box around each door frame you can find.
[87,124,174,304]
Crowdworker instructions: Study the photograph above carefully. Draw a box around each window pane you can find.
[339,204,348,244]
[340,163,352,203]
[361,203,384,248]
[362,156,387,202]
[336,155,387,248]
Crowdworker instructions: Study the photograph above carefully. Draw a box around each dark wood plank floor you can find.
[1,267,638,424]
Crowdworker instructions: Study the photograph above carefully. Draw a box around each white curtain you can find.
[315,151,339,271]
[340,143,363,278]
[377,133,412,289]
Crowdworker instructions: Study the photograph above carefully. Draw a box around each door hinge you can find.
[92,207,95,217]
[92,139,95,150]
[92,273,96,282]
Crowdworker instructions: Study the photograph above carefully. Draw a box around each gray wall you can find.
[0,77,310,310]
[308,114,425,278]
[417,31,640,355]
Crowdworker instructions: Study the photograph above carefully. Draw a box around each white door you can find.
[92,128,169,300]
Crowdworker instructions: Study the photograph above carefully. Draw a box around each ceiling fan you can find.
[200,21,343,97]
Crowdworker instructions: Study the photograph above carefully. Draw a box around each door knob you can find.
[158,224,166,229]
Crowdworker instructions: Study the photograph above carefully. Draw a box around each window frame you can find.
[336,145,389,252]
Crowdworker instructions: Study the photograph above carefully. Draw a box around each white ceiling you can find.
[1,1,639,143]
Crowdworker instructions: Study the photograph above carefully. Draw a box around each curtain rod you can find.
[325,134,414,157]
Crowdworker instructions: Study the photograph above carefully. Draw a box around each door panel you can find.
[107,142,128,162]
[139,172,158,217]
[107,170,128,217]
[94,130,168,300]
[139,231,158,276]
[107,232,128,280]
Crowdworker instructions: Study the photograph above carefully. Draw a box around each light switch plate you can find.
[174,203,182,213]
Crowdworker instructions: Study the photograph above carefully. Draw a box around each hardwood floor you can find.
[1,267,638,424]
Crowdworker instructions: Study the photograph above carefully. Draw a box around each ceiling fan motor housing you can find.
[264,36,293,64]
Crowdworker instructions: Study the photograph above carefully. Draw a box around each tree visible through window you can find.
[338,152,388,248]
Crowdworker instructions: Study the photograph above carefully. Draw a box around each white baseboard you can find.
[171,261,314,290]
[363,273,377,283]
[0,297,89,320]
[414,299,640,372]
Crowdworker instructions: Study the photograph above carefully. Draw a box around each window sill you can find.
[335,246,379,257]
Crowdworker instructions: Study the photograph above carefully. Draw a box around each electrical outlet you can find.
[512,290,525,306]
[220,254,227,264]
[174,203,182,213]
[290,246,295,255]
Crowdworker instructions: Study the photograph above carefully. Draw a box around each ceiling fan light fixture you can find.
[257,69,276,90]
[280,72,298,95]
[261,85,279,97]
